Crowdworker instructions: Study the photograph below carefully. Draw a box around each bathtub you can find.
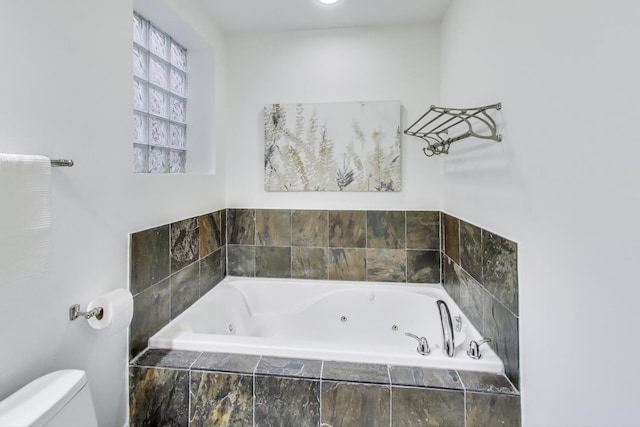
[149,276,504,373]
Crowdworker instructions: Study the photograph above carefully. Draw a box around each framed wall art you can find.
[264,101,401,192]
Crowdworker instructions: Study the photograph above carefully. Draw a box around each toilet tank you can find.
[0,370,98,427]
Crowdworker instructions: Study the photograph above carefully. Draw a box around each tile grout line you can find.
[404,210,407,285]
[252,371,256,427]
[252,355,261,427]
[388,364,393,427]
[439,211,443,284]
[187,369,192,426]
[463,388,467,427]
[458,369,468,427]
[326,210,330,281]
[365,211,369,282]
[319,360,324,425]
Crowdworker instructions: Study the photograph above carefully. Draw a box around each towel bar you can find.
[50,159,74,167]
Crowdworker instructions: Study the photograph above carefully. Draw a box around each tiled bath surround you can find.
[130,349,521,426]
[129,209,520,425]
[227,209,441,283]
[129,209,226,359]
[442,213,520,387]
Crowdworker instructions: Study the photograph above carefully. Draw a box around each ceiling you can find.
[197,0,451,33]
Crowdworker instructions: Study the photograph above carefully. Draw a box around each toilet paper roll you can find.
[86,288,133,333]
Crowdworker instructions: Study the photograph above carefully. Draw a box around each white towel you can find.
[0,154,51,284]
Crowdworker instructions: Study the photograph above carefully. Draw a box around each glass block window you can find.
[133,12,187,173]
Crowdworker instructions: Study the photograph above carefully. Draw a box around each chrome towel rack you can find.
[50,159,74,167]
[404,103,502,157]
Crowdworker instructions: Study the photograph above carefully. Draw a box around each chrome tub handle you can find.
[405,332,430,355]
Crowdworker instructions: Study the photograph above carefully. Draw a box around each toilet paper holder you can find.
[69,304,104,321]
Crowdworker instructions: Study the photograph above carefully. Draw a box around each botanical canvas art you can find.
[264,101,401,191]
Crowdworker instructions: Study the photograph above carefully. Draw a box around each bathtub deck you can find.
[130,348,520,426]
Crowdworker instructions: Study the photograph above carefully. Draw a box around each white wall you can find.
[225,24,442,209]
[441,1,640,425]
[0,1,226,425]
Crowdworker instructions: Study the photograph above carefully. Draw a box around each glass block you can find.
[149,26,169,60]
[170,150,186,173]
[149,87,168,117]
[133,79,147,111]
[133,45,148,79]
[170,68,186,96]
[133,14,148,48]
[149,117,168,146]
[148,146,169,173]
[133,112,147,143]
[149,56,168,89]
[133,144,148,173]
[170,96,186,123]
[170,41,187,71]
[170,123,186,149]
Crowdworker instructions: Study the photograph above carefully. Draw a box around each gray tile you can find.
[321,381,390,427]
[227,245,255,277]
[322,361,389,385]
[391,387,464,427]
[406,210,440,250]
[443,213,460,264]
[389,366,462,390]
[442,255,460,303]
[329,248,366,281]
[255,356,322,379]
[130,278,170,359]
[329,210,366,248]
[190,371,253,427]
[366,248,406,282]
[367,210,405,249]
[192,352,260,374]
[466,392,521,427]
[130,225,170,295]
[129,366,189,427]
[460,220,482,283]
[444,257,484,334]
[220,208,227,246]
[171,217,199,273]
[256,209,291,246]
[407,249,440,283]
[460,268,486,335]
[133,349,201,369]
[458,370,518,395]
[255,246,291,278]
[292,209,328,247]
[200,249,222,295]
[484,293,520,388]
[483,230,519,315]
[255,376,320,427]
[170,262,200,318]
[221,245,227,277]
[228,209,255,245]
[199,211,221,257]
[292,247,328,279]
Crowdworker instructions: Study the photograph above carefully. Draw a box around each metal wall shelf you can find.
[404,103,502,157]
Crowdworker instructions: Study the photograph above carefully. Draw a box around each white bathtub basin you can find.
[149,276,504,373]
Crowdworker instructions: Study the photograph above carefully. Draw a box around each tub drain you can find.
[340,315,347,323]
[227,324,235,333]
[391,325,399,332]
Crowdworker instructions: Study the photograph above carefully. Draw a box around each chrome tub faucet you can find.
[436,300,455,357]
